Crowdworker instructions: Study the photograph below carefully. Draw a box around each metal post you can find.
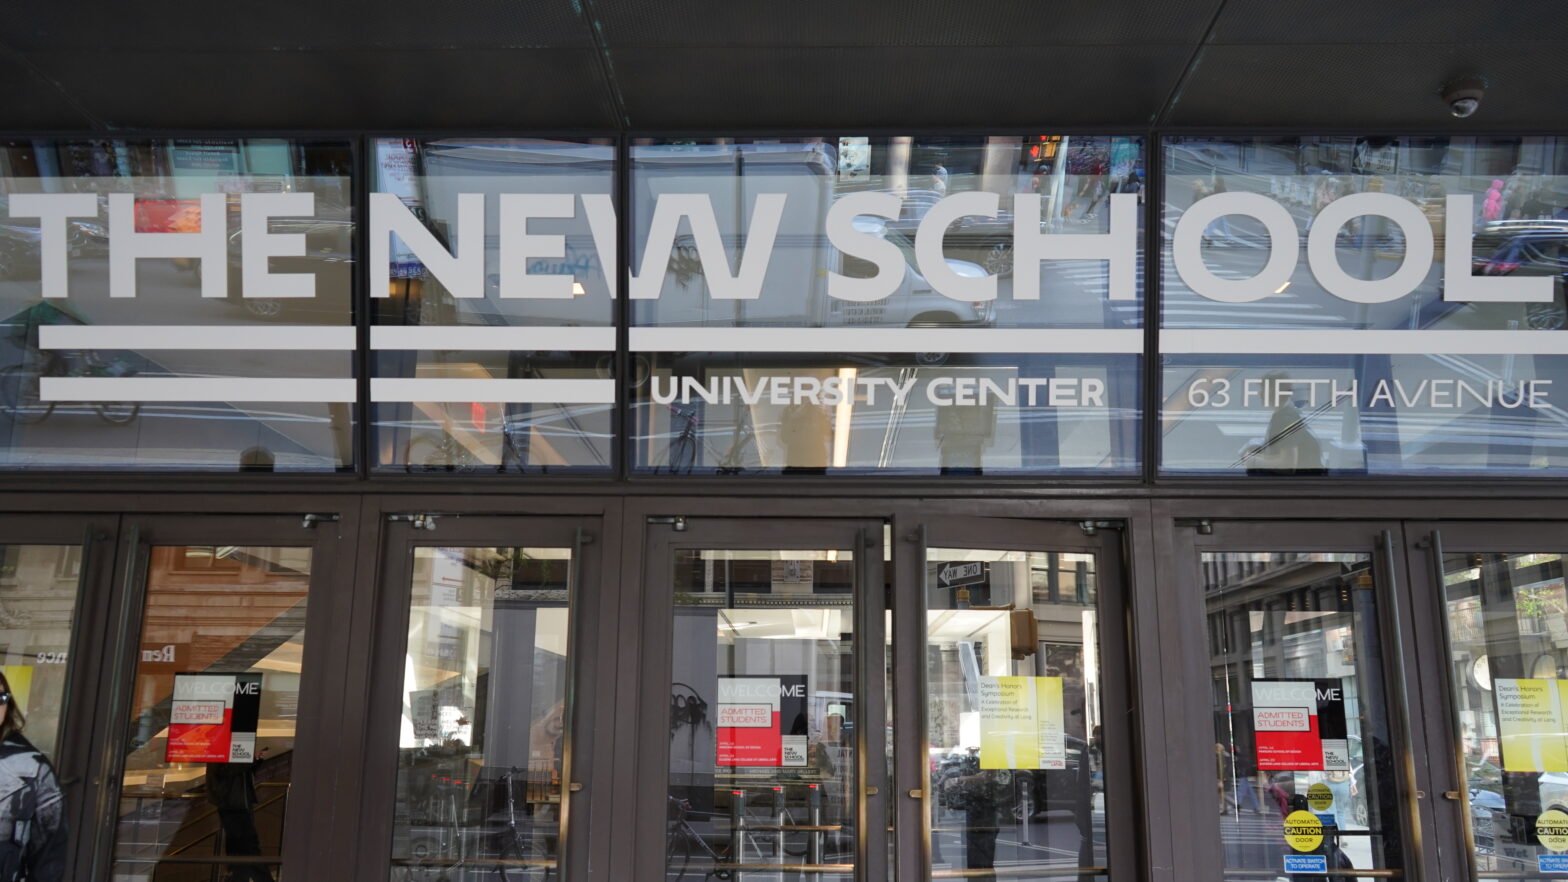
[808,783,822,866]
[730,789,746,882]
[772,785,785,871]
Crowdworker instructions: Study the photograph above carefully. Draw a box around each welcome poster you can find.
[167,672,263,764]
[1496,678,1568,772]
[978,676,1066,770]
[1252,678,1349,772]
[716,675,808,768]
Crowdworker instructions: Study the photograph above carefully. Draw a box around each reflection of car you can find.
[883,189,1022,277]
[223,211,354,318]
[931,735,1095,819]
[0,224,41,280]
[1468,219,1568,329]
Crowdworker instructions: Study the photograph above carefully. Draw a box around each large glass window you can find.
[630,135,1144,476]
[370,138,615,473]
[112,544,313,880]
[0,138,355,470]
[1161,136,1568,475]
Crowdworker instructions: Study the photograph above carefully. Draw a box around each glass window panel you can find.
[1441,550,1568,877]
[1202,551,1404,875]
[112,544,313,880]
[0,138,355,470]
[370,138,614,473]
[925,549,1108,879]
[630,135,1143,475]
[667,548,857,881]
[1161,136,1568,475]
[390,546,573,881]
[0,544,84,758]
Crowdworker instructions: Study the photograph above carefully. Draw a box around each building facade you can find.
[0,131,1564,882]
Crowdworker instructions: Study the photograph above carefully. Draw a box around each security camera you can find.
[1442,77,1486,118]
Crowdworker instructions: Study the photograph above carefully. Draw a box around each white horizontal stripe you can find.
[41,377,356,402]
[1162,329,1568,356]
[629,327,1145,354]
[370,326,615,351]
[40,325,355,351]
[370,378,616,404]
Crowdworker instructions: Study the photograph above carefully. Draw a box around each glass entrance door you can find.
[1177,521,1427,882]
[90,514,351,882]
[356,514,604,882]
[636,518,888,882]
[1406,522,1568,882]
[895,516,1137,882]
[0,513,116,881]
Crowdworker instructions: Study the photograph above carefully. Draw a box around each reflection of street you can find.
[0,255,352,469]
[930,808,1107,876]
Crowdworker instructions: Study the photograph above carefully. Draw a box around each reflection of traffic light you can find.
[1028,136,1061,163]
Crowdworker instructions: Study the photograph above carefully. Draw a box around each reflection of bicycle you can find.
[0,350,140,425]
[667,797,735,881]
[492,766,557,880]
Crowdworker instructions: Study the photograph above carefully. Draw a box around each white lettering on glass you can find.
[1013,192,1139,301]
[629,193,787,300]
[370,191,485,298]
[8,193,95,299]
[825,191,904,302]
[1173,192,1297,303]
[915,191,999,302]
[498,193,576,299]
[109,193,228,298]
[240,192,315,299]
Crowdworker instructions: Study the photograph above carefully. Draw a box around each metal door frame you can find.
[889,514,1141,882]
[1161,517,1437,882]
[1403,520,1568,882]
[0,514,119,882]
[631,514,889,881]
[346,500,619,882]
[81,511,357,882]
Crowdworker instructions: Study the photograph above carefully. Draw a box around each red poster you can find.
[167,673,263,764]
[716,676,808,768]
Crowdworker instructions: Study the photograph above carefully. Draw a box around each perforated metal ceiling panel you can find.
[0,0,1561,131]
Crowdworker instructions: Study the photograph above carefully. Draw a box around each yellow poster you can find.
[978,676,1065,770]
[0,666,32,712]
[1496,678,1568,772]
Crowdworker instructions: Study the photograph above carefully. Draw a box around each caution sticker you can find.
[1539,809,1568,853]
[1283,810,1324,853]
[1307,782,1334,812]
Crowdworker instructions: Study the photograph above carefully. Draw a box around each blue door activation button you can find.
[1540,855,1568,873]
[1284,855,1329,874]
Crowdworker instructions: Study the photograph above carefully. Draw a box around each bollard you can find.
[772,786,786,871]
[807,783,822,866]
[730,789,746,882]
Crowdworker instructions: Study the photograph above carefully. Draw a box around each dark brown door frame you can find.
[630,514,888,882]
[0,514,120,882]
[80,510,359,882]
[1160,515,1440,882]
[343,496,622,882]
[1402,520,1568,882]
[888,514,1141,882]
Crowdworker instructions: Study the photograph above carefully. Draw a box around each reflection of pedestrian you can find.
[1243,372,1325,475]
[0,671,66,882]
[943,757,1012,870]
[205,761,274,882]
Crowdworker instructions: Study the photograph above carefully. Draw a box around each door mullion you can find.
[858,526,890,882]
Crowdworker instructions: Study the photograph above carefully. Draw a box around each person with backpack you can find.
[0,670,66,881]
